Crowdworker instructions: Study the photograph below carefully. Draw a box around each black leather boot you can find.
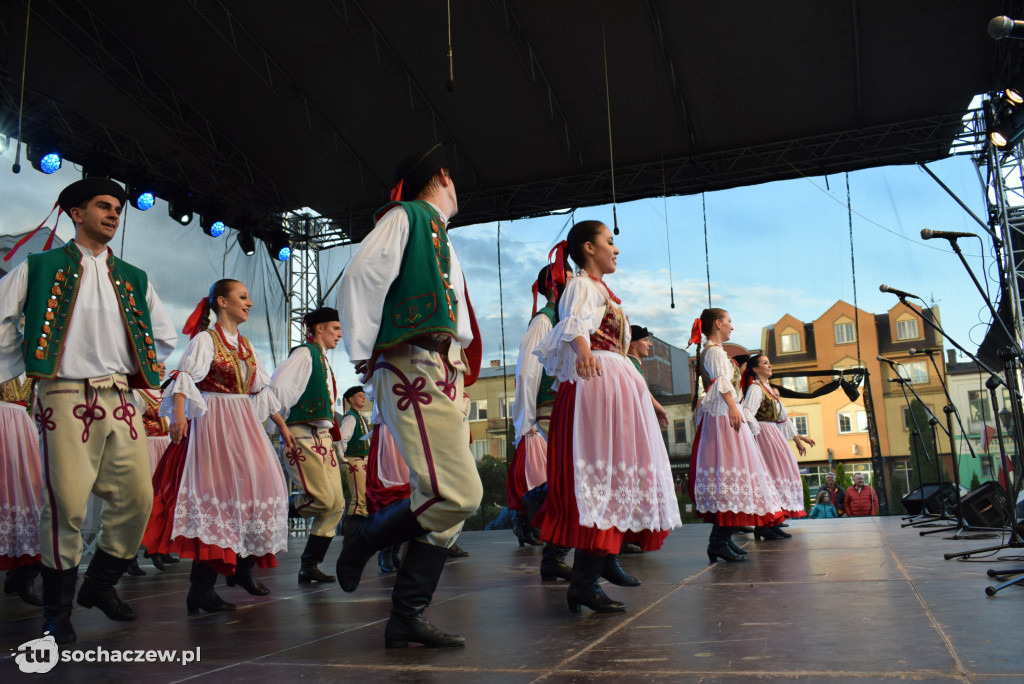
[125,555,147,577]
[41,566,78,644]
[540,544,573,581]
[340,514,365,540]
[707,525,746,563]
[753,525,786,541]
[390,544,403,570]
[298,535,336,583]
[726,534,748,556]
[521,486,546,546]
[187,562,235,616]
[336,500,426,593]
[77,549,137,621]
[378,549,396,573]
[447,543,470,558]
[4,562,42,606]
[226,556,270,595]
[384,541,464,648]
[602,554,641,587]
[567,551,625,613]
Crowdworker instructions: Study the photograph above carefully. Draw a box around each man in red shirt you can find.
[844,473,879,516]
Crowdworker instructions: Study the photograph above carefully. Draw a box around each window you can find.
[968,390,991,435]
[839,410,868,434]
[469,440,489,461]
[781,376,809,393]
[892,462,911,492]
[498,395,512,420]
[834,322,855,344]
[906,361,928,385]
[674,420,688,444]
[780,333,800,353]
[896,318,919,340]
[902,405,935,430]
[469,400,488,421]
[792,415,808,436]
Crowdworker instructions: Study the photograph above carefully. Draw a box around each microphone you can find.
[877,355,900,368]
[879,284,920,300]
[921,229,977,241]
[909,347,941,355]
[888,377,910,384]
[989,16,1024,40]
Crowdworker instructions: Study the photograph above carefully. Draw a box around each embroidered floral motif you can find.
[435,362,457,401]
[286,446,306,467]
[0,502,43,559]
[172,491,287,558]
[72,389,106,443]
[393,375,432,411]
[112,391,139,440]
[35,406,56,435]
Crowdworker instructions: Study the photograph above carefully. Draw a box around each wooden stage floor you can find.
[3,516,1024,683]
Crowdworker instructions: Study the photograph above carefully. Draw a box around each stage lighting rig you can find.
[200,215,227,238]
[265,229,291,261]
[237,229,257,255]
[989,102,1024,148]
[168,197,194,226]
[26,144,62,174]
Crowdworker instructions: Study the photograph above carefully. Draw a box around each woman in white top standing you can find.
[690,308,783,562]
[534,220,680,614]
[740,355,814,539]
[142,279,290,615]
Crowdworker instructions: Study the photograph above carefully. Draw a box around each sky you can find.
[0,140,999,392]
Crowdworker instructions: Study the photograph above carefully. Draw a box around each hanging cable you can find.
[661,157,675,308]
[446,0,455,92]
[11,0,32,174]
[601,21,619,235]
[846,172,863,365]
[497,221,511,456]
[702,192,711,308]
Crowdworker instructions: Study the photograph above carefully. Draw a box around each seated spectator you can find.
[809,491,838,519]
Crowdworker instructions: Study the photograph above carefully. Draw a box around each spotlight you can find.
[27,144,62,174]
[201,215,227,238]
[990,104,1024,148]
[237,229,256,255]
[168,198,194,225]
[1006,89,1023,106]
[265,230,291,261]
[127,184,156,211]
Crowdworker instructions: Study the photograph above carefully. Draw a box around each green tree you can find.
[802,474,812,512]
[463,456,508,531]
[969,472,982,492]
[835,462,852,489]
[890,474,907,514]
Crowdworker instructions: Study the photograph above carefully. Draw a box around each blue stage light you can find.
[211,221,226,237]
[136,192,155,211]
[39,153,62,174]
[277,245,291,261]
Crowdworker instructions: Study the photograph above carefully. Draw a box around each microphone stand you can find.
[890,371,944,526]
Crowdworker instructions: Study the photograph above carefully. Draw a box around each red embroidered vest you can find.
[195,328,256,395]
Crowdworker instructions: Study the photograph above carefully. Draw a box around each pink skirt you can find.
[691,414,785,526]
[537,353,680,554]
[754,422,807,518]
[366,424,411,515]
[506,432,547,512]
[142,393,287,574]
[0,401,43,569]
[147,435,171,476]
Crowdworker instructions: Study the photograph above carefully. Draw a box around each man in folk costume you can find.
[0,178,177,644]
[337,143,483,648]
[271,307,345,584]
[338,385,371,541]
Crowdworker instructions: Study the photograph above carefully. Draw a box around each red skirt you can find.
[505,439,529,513]
[141,433,276,576]
[366,425,411,515]
[0,554,40,571]
[536,382,669,555]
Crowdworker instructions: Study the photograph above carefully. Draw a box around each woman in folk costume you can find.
[689,309,784,563]
[142,279,289,615]
[740,355,815,539]
[534,220,681,614]
[0,374,44,605]
[364,398,410,573]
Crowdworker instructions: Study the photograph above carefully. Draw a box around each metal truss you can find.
[287,245,320,350]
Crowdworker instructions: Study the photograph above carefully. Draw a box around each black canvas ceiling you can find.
[0,0,1018,243]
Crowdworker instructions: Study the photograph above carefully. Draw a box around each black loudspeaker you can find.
[902,482,956,515]
[960,482,1011,528]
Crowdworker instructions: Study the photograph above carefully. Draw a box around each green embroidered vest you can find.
[286,343,336,425]
[22,243,160,387]
[373,201,459,351]
[534,303,558,408]
[343,407,369,457]
[628,355,646,379]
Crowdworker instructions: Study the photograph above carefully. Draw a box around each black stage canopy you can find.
[0,0,1018,243]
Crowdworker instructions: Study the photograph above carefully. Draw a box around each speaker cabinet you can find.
[902,482,957,515]
[960,481,1010,528]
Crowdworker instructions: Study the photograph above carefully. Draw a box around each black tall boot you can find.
[226,556,270,595]
[187,562,235,616]
[602,554,641,587]
[340,514,365,540]
[707,525,746,563]
[540,544,573,581]
[726,530,748,556]
[384,541,464,648]
[566,551,625,613]
[77,549,137,621]
[298,535,336,583]
[40,566,78,644]
[336,500,427,593]
[4,562,42,606]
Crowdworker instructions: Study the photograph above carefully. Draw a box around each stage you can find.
[3,516,1023,683]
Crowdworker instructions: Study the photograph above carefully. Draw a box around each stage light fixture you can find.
[127,184,156,211]
[237,229,256,255]
[168,199,194,225]
[201,215,227,238]
[265,230,291,261]
[1006,89,1023,105]
[27,144,62,174]
[990,104,1024,148]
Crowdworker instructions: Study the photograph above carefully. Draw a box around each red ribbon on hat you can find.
[182,298,209,339]
[548,241,569,288]
[688,317,703,347]
[531,280,540,317]
[3,201,62,262]
[389,179,404,202]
